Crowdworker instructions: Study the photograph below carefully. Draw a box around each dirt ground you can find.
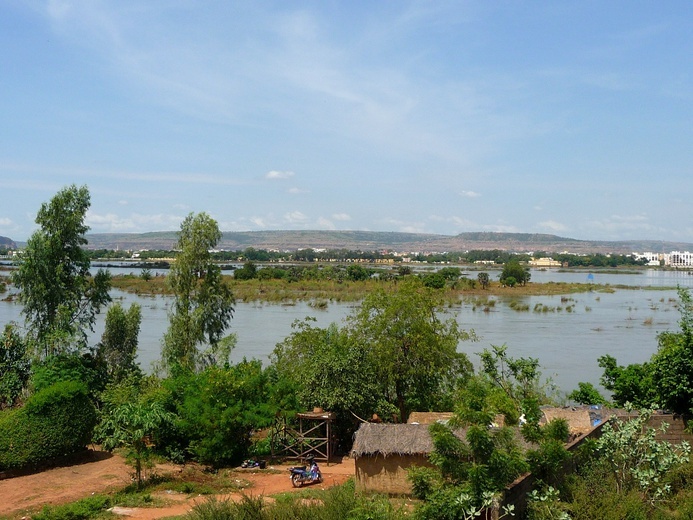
[0,449,355,519]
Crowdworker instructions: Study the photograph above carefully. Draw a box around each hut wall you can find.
[355,454,434,495]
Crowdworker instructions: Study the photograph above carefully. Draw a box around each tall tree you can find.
[499,260,531,287]
[162,212,234,372]
[12,185,111,357]
[348,279,474,422]
[97,303,142,382]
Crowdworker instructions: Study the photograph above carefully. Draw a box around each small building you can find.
[350,423,451,495]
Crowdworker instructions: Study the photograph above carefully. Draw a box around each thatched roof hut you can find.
[351,423,438,458]
[351,422,463,495]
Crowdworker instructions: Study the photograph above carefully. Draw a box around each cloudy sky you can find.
[1,1,691,242]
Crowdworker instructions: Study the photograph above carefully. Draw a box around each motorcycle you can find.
[289,457,323,487]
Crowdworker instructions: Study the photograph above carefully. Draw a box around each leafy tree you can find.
[348,279,474,422]
[162,212,235,373]
[30,352,108,401]
[12,185,111,357]
[421,272,446,289]
[568,381,608,406]
[598,355,656,408]
[409,421,526,518]
[96,303,142,383]
[0,324,30,409]
[438,267,461,281]
[271,319,384,446]
[477,272,490,289]
[499,260,530,287]
[163,361,275,466]
[95,401,176,487]
[595,408,690,504]
[346,264,369,282]
[650,287,693,414]
[234,261,257,280]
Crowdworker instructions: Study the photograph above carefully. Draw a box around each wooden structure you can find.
[271,409,336,462]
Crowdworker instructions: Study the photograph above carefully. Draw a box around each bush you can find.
[162,361,275,466]
[0,381,97,470]
[31,352,107,400]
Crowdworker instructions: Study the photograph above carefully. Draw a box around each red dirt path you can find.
[0,449,354,519]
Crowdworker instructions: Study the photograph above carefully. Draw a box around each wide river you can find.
[2,266,693,396]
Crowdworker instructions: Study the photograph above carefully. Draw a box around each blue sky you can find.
[1,1,691,243]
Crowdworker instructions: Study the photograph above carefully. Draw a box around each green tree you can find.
[0,324,30,409]
[162,213,235,373]
[598,355,656,408]
[164,361,275,466]
[568,381,608,406]
[346,264,369,282]
[12,185,111,357]
[271,319,384,445]
[650,287,693,414]
[234,261,257,280]
[95,401,176,487]
[422,272,446,289]
[477,272,490,289]
[348,279,474,422]
[595,408,690,504]
[499,260,530,287]
[96,303,142,383]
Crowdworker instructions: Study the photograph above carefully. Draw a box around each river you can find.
[2,267,692,395]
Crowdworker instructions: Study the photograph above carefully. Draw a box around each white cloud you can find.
[86,211,184,233]
[538,220,568,233]
[331,213,351,221]
[249,217,269,228]
[266,170,295,180]
[460,190,481,198]
[283,211,309,224]
[118,199,129,205]
[317,217,335,229]
[288,187,308,194]
[0,218,13,227]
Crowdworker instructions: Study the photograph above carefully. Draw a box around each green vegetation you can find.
[5,186,693,520]
[0,380,96,470]
[161,212,235,373]
[11,184,111,357]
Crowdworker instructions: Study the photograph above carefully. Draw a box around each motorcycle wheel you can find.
[317,473,323,484]
[291,473,303,488]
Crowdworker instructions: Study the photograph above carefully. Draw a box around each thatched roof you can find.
[351,422,469,458]
[351,423,436,458]
[407,412,454,425]
[541,407,594,435]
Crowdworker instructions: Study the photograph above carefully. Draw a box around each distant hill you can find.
[83,230,693,255]
[0,236,17,249]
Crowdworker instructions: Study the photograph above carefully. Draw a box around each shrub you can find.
[0,380,97,470]
[31,352,107,400]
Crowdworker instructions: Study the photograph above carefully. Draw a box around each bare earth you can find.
[0,449,355,519]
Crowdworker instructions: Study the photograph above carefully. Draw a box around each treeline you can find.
[84,246,648,268]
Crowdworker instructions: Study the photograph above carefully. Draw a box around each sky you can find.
[0,1,691,243]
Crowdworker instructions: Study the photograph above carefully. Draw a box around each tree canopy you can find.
[11,185,111,357]
[162,212,235,372]
[348,279,475,422]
